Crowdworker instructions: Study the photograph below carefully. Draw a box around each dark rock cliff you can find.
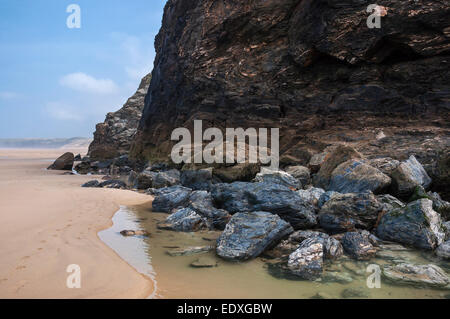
[88,73,152,160]
[131,0,449,163]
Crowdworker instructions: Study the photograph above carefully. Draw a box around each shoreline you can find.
[0,149,154,299]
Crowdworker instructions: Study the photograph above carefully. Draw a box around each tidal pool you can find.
[99,205,449,299]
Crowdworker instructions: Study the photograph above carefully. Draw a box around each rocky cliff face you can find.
[88,73,152,160]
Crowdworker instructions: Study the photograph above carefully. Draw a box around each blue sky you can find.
[0,0,166,138]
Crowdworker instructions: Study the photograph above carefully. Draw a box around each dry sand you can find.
[0,149,154,298]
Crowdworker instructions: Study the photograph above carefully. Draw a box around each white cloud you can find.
[59,72,119,94]
[45,102,82,121]
[0,91,20,99]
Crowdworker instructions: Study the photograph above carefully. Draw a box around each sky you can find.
[0,0,166,138]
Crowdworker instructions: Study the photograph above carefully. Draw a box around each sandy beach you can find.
[0,149,153,299]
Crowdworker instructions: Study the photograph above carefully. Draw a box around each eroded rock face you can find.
[131,1,449,164]
[88,73,152,160]
[216,211,293,261]
[376,199,445,250]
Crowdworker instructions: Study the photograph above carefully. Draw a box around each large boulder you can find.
[47,152,74,170]
[152,185,192,213]
[254,168,300,189]
[297,187,326,209]
[328,160,391,194]
[152,169,181,189]
[318,192,384,234]
[382,263,449,288]
[376,199,446,250]
[181,168,213,191]
[212,182,317,229]
[436,241,450,260]
[158,208,209,232]
[213,163,259,183]
[216,211,293,261]
[135,171,157,190]
[391,155,432,198]
[341,232,377,260]
[287,238,323,280]
[188,191,231,230]
[285,166,311,187]
[313,145,363,189]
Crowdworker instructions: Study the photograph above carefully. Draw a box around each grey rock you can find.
[136,171,157,190]
[216,211,293,261]
[48,152,74,171]
[297,187,326,208]
[285,165,311,187]
[81,180,100,188]
[167,246,214,257]
[212,182,317,229]
[287,238,323,280]
[436,241,450,260]
[391,155,432,198]
[342,232,377,260]
[367,157,400,175]
[158,208,209,232]
[152,169,181,189]
[376,199,446,250]
[428,191,450,221]
[127,170,138,188]
[188,191,230,230]
[444,222,450,239]
[328,160,391,194]
[181,168,213,191]
[318,191,340,209]
[383,263,450,288]
[319,192,383,234]
[254,167,300,189]
[98,180,127,189]
[74,154,82,161]
[152,185,193,213]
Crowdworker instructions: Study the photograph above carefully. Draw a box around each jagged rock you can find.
[391,155,432,198]
[98,180,127,189]
[212,182,317,229]
[74,154,82,161]
[152,185,192,213]
[287,238,323,280]
[377,194,406,211]
[376,199,446,250]
[318,191,340,209]
[341,232,377,261]
[367,158,400,176]
[47,152,74,171]
[135,171,157,190]
[127,170,138,188]
[216,211,293,261]
[254,167,300,189]
[166,246,214,257]
[297,187,326,208]
[152,169,181,189]
[213,163,259,183]
[74,161,92,175]
[318,192,383,234]
[444,222,450,239]
[382,263,450,288]
[285,166,311,187]
[81,180,100,188]
[188,191,230,230]
[308,152,327,174]
[88,73,152,160]
[314,145,363,189]
[158,208,209,232]
[328,160,391,194]
[427,191,450,221]
[436,241,450,260]
[181,168,213,191]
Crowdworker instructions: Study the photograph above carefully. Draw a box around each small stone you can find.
[190,256,218,268]
[166,246,214,257]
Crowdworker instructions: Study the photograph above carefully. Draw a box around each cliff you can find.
[88,73,152,160]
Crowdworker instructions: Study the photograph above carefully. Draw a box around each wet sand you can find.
[0,149,154,298]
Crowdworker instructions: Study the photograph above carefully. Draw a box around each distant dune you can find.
[0,138,92,149]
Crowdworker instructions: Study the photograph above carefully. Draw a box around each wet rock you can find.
[342,232,377,261]
[74,161,92,175]
[188,191,230,230]
[297,187,326,208]
[342,261,366,276]
[314,145,363,189]
[318,192,383,234]
[152,169,181,189]
[190,256,218,268]
[382,263,449,288]
[212,182,317,229]
[341,288,369,299]
[391,155,432,198]
[310,292,333,299]
[98,180,127,189]
[135,171,157,190]
[127,170,138,188]
[216,211,293,261]
[436,241,450,260]
[376,199,446,250]
[81,180,100,188]
[254,167,300,189]
[120,230,149,237]
[328,160,391,194]
[285,166,311,187]
[158,208,209,232]
[322,271,353,284]
[181,168,213,191]
[287,238,323,280]
[47,152,74,171]
[167,246,214,257]
[152,185,192,213]
[367,158,400,176]
[213,163,259,183]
